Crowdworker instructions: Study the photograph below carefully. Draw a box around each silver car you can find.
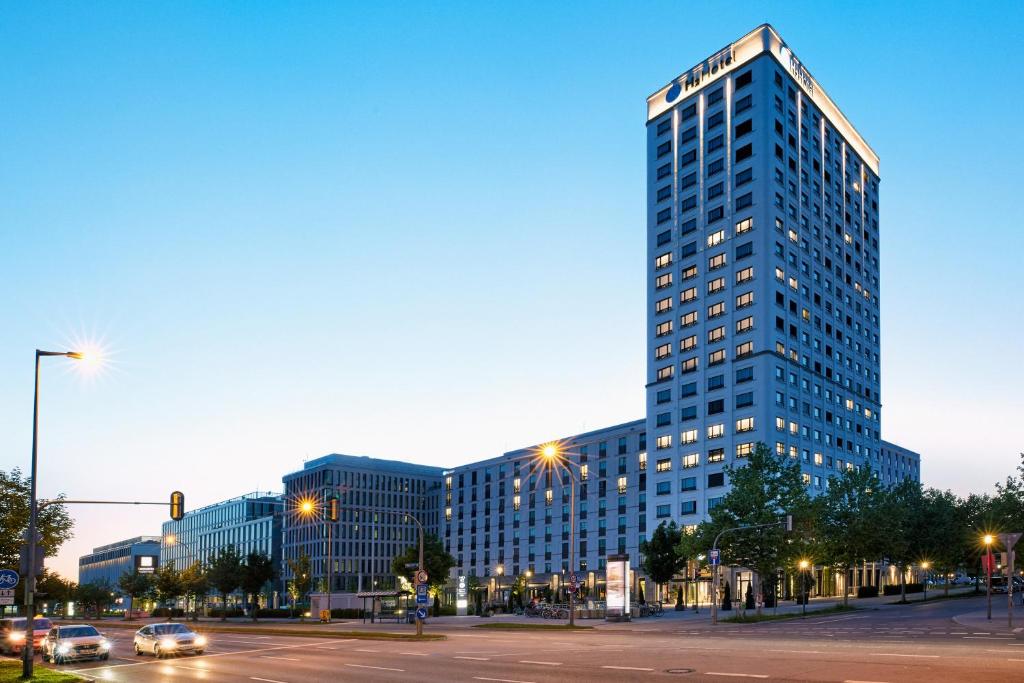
[40,624,111,663]
[133,623,207,658]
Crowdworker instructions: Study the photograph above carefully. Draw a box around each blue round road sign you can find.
[0,570,18,589]
[416,607,428,620]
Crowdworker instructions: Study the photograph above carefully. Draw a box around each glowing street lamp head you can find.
[984,534,994,546]
[541,443,558,459]
[798,559,810,570]
[164,534,177,545]
[299,499,315,515]
[920,561,930,570]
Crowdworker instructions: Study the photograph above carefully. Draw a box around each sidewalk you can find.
[953,602,1024,635]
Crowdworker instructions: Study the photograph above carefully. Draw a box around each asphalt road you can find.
[4,596,1022,682]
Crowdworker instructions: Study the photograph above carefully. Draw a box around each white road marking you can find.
[66,641,314,672]
[346,663,405,672]
[400,651,429,656]
[354,648,380,652]
[964,636,1012,640]
[473,678,536,683]
[767,649,822,654]
[844,680,892,683]
[705,674,769,679]
[519,660,562,665]
[455,655,491,660]
[602,665,654,671]
[260,655,301,661]
[869,653,940,658]
[252,678,290,683]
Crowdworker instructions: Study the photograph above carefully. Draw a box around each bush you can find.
[151,608,185,618]
[856,586,879,598]
[208,608,245,618]
[882,583,924,596]
[255,608,292,618]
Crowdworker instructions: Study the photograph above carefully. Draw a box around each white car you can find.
[40,624,111,664]
[133,623,207,658]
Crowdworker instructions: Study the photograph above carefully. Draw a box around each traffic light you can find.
[19,531,44,578]
[328,497,339,522]
[170,491,185,521]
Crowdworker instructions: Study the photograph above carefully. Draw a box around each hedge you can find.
[151,608,185,618]
[208,608,245,618]
[856,586,879,598]
[882,583,924,596]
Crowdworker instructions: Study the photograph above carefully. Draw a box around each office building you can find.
[160,491,283,599]
[645,24,891,530]
[281,454,444,593]
[441,420,647,596]
[78,536,161,590]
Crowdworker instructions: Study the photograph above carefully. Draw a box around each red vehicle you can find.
[0,617,53,655]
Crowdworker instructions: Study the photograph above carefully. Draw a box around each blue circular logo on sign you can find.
[666,82,682,103]
[0,570,19,589]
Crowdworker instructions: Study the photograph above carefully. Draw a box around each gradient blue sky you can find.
[2,1,1021,580]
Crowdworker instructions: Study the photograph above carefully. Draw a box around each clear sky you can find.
[2,1,1021,580]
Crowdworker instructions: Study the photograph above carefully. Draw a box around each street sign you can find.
[0,570,19,590]
[1000,532,1023,549]
[416,607,428,620]
[709,549,720,566]
[415,570,428,585]
[416,583,428,605]
[0,589,15,606]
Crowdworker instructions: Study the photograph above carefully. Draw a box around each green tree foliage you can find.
[640,521,683,601]
[876,480,926,602]
[0,468,74,571]
[76,580,113,619]
[118,571,153,620]
[36,569,75,610]
[816,466,887,605]
[206,546,243,621]
[286,552,312,619]
[153,561,183,618]
[390,533,455,592]
[693,442,813,614]
[240,551,276,622]
[179,561,208,621]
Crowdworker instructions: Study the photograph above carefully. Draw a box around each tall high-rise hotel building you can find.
[646,25,885,524]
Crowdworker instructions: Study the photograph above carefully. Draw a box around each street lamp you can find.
[495,564,504,610]
[22,349,90,678]
[798,559,811,618]
[536,442,578,626]
[984,534,995,620]
[920,561,930,601]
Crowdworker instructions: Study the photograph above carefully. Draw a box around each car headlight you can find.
[160,638,177,650]
[57,643,71,655]
[9,632,25,642]
[99,639,111,650]
[194,635,207,647]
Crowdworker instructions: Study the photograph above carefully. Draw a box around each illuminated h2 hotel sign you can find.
[669,46,734,101]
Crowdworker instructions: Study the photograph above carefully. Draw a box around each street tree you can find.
[877,479,927,603]
[153,561,183,618]
[240,551,276,622]
[118,571,153,621]
[36,569,75,613]
[390,533,455,593]
[817,466,887,605]
[640,521,683,603]
[76,580,113,619]
[286,552,312,620]
[207,546,243,621]
[0,468,74,572]
[179,561,209,621]
[696,442,813,615]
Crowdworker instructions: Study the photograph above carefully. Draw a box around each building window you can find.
[736,442,754,458]
[736,417,755,433]
[708,448,725,463]
[656,435,672,450]
[655,458,672,473]
[680,286,698,303]
[707,423,725,439]
[680,500,697,515]
[680,428,698,444]
[680,476,697,491]
[708,349,726,365]
[708,472,725,487]
[707,302,726,319]
[736,291,754,308]
[709,253,727,270]
[736,391,754,408]
[682,453,699,468]
[639,452,647,470]
[657,365,674,381]
[736,341,754,357]
[617,476,627,493]
[656,321,673,337]
[656,481,671,495]
[655,343,672,360]
[656,272,672,289]
[656,504,671,519]
[655,252,673,269]
[708,276,726,294]
[681,356,698,373]
[680,335,697,352]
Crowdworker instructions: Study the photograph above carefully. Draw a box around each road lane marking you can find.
[473,678,536,683]
[252,678,290,683]
[519,660,562,665]
[354,648,380,652]
[602,665,654,671]
[705,674,769,679]
[869,653,939,658]
[455,655,491,660]
[964,636,1012,640]
[345,663,405,672]
[767,649,822,654]
[400,651,429,656]
[66,641,314,672]
[844,680,892,683]
[260,655,301,661]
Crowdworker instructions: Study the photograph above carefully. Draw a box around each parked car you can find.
[133,623,207,658]
[0,617,53,656]
[990,576,1024,594]
[40,625,110,663]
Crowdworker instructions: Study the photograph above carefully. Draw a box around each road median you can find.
[83,621,445,641]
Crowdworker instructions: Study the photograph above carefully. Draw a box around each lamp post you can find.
[984,534,994,621]
[495,564,504,610]
[920,561,930,601]
[538,443,578,627]
[798,559,810,618]
[23,349,87,679]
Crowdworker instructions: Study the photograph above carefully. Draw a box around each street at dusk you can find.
[3,1,1024,682]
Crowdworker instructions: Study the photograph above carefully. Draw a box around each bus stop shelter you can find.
[356,590,412,624]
